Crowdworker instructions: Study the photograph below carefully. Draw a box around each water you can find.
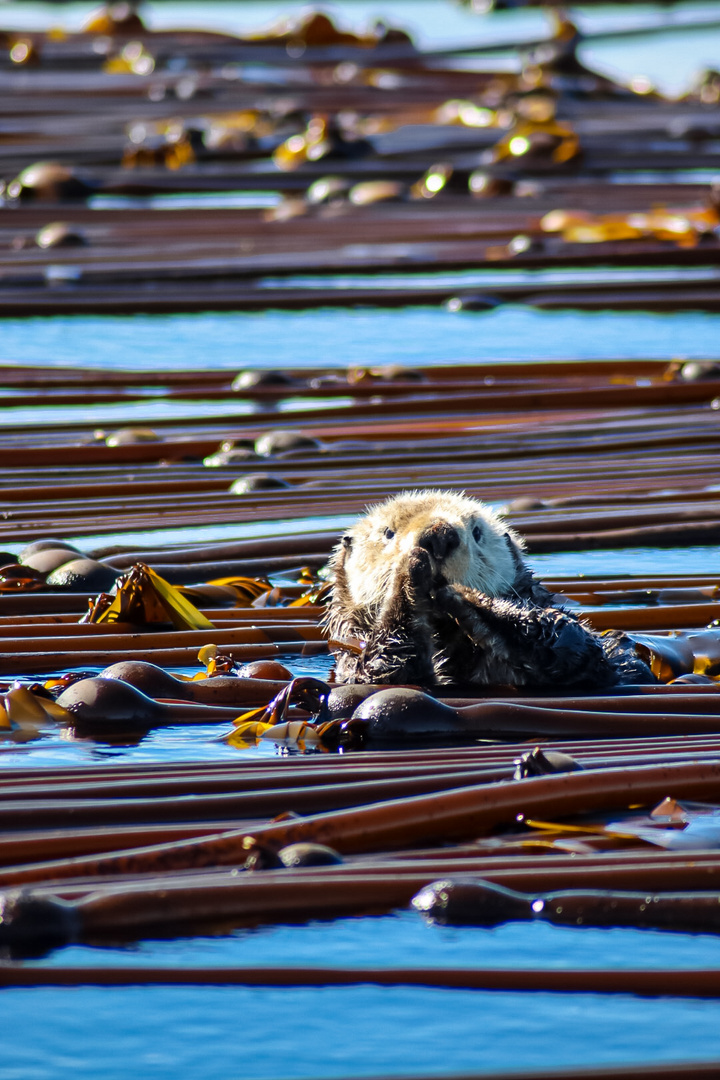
[63,514,356,552]
[4,4,720,1075]
[89,192,282,211]
[3,419,717,1075]
[7,915,720,1077]
[3,983,720,1080]
[258,267,720,290]
[0,394,354,428]
[2,295,720,1069]
[2,306,720,372]
[531,546,720,578]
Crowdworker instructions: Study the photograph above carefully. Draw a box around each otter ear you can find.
[341,534,353,550]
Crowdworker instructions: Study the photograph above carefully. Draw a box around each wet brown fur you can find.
[324,490,655,690]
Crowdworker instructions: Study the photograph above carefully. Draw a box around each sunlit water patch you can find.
[2,307,720,371]
[63,514,356,553]
[2,981,720,1080]
[89,192,281,211]
[0,395,352,429]
[6,919,720,1077]
[37,910,720,971]
[530,546,720,578]
[258,266,720,290]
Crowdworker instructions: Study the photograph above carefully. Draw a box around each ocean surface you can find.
[2,305,720,374]
[3,2,720,1076]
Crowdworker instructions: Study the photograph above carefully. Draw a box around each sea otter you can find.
[324,489,655,690]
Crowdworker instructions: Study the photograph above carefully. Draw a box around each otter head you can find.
[334,489,525,613]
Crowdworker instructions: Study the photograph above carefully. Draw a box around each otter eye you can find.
[384,527,395,540]
[472,524,483,543]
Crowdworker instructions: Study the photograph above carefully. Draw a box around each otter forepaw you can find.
[407,545,435,593]
[434,582,486,612]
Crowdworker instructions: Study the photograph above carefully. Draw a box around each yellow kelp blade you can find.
[232,706,268,726]
[225,719,275,749]
[258,719,322,750]
[197,644,218,673]
[88,563,164,626]
[523,817,639,839]
[90,589,128,625]
[195,643,237,678]
[179,584,246,608]
[90,563,214,630]
[206,576,273,604]
[142,565,215,631]
[1,685,72,740]
[289,580,332,607]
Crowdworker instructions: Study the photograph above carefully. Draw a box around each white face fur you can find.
[338,489,524,610]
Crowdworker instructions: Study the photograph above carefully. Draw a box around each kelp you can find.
[413,876,720,933]
[630,630,720,682]
[541,205,720,248]
[227,676,330,749]
[0,564,48,593]
[0,683,71,742]
[4,0,720,983]
[490,117,581,166]
[182,577,272,607]
[81,563,214,631]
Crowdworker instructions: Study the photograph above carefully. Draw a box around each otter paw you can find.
[434,584,494,631]
[407,546,434,592]
[435,583,473,609]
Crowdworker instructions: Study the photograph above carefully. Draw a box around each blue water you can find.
[37,912,720,971]
[4,4,720,1075]
[5,916,720,1078]
[260,267,720,290]
[0,394,352,428]
[3,985,720,1080]
[2,307,720,372]
[90,192,282,211]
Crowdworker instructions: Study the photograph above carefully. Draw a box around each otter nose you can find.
[417,521,460,561]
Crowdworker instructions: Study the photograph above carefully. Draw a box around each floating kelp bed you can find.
[3,4,720,317]
[5,2,720,1077]
[2,354,720,1071]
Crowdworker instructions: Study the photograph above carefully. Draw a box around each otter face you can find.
[336,489,524,611]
